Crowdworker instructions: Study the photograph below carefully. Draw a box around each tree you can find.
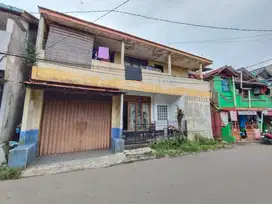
[176,107,185,138]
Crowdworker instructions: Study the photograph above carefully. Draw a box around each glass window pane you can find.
[129,103,136,130]
[137,103,142,130]
[143,104,149,129]
[157,105,168,121]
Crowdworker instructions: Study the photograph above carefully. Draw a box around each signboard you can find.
[220,112,229,126]
[264,110,272,116]
[238,111,257,115]
[230,111,237,121]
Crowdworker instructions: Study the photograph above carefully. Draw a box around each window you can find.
[127,102,150,130]
[221,79,230,92]
[124,56,163,73]
[125,56,148,69]
[157,105,168,121]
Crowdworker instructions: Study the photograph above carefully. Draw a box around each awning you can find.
[24,80,123,94]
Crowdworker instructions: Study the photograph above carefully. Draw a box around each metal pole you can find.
[232,76,236,107]
[240,71,243,89]
[120,94,124,130]
[248,90,251,108]
[168,54,172,75]
[261,110,264,133]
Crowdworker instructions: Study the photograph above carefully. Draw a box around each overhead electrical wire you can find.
[167,33,272,44]
[30,9,272,32]
[244,58,272,69]
[42,0,132,52]
[92,0,131,22]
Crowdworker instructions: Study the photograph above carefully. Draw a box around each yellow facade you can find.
[114,52,122,64]
[111,95,121,128]
[148,60,188,77]
[32,64,210,98]
[21,88,44,132]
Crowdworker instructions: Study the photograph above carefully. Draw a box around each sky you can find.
[2,0,272,70]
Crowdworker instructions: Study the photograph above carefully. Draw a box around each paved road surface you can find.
[1,144,272,204]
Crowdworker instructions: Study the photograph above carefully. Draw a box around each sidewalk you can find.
[22,148,154,177]
[22,142,257,177]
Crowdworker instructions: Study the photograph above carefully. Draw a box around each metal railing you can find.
[123,121,187,145]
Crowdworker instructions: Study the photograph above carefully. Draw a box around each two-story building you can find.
[0,3,38,165]
[205,66,272,143]
[9,7,213,168]
[251,64,272,88]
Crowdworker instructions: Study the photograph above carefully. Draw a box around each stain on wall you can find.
[32,63,210,97]
[148,60,188,77]
[184,95,213,139]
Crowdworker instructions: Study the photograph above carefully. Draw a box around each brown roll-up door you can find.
[39,99,111,156]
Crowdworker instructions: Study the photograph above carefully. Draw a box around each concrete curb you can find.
[22,148,154,177]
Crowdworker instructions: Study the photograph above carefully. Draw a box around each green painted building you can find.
[205,66,272,142]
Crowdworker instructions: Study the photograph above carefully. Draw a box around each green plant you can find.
[180,141,201,153]
[176,107,185,138]
[150,135,221,157]
[0,165,22,180]
[195,135,217,146]
[25,42,37,66]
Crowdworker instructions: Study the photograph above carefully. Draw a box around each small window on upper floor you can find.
[221,79,230,92]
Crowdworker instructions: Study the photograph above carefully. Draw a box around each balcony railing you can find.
[33,60,210,97]
[216,91,272,109]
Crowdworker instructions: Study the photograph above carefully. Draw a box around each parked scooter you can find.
[261,130,272,144]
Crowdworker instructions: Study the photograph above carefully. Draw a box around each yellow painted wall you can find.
[114,52,122,64]
[112,95,121,128]
[32,65,210,98]
[148,60,188,77]
[148,60,168,73]
[21,88,44,132]
[171,66,188,77]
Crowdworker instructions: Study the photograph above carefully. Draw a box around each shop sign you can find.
[237,111,257,115]
[230,111,237,121]
[264,110,272,116]
[220,112,229,126]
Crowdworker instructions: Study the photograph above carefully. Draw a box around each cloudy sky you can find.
[2,0,272,69]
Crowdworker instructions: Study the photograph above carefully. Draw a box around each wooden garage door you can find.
[39,99,111,156]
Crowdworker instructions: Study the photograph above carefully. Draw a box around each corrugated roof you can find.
[0,3,23,13]
[0,3,38,24]
[251,67,265,76]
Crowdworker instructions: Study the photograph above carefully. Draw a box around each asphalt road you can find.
[1,144,272,204]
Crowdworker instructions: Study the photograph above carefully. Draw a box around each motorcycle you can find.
[261,130,272,144]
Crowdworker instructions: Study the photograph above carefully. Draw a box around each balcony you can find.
[32,59,210,97]
[33,12,212,97]
[214,91,272,109]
